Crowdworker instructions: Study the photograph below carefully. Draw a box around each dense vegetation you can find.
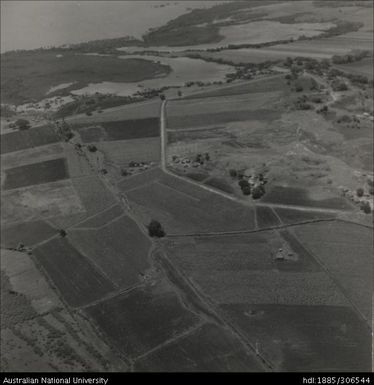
[1,51,171,105]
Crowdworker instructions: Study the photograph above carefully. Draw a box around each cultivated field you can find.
[2,158,68,191]
[220,304,371,371]
[33,237,115,308]
[293,221,373,321]
[85,279,200,359]
[69,215,151,288]
[123,174,256,234]
[0,126,59,154]
[135,323,263,372]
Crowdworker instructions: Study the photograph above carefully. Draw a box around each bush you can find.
[360,202,371,214]
[252,185,265,199]
[356,188,364,197]
[15,119,30,130]
[242,186,251,195]
[229,169,237,178]
[238,179,249,188]
[59,229,67,238]
[87,145,97,152]
[295,85,303,92]
[148,220,165,238]
[369,187,374,196]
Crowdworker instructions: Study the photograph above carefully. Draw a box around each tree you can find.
[177,90,182,98]
[59,229,67,237]
[252,185,265,199]
[87,144,97,152]
[360,202,371,214]
[229,169,237,178]
[159,94,166,101]
[356,187,364,197]
[148,220,165,238]
[238,179,249,189]
[15,119,30,130]
[242,186,251,195]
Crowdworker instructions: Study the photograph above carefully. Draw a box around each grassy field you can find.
[334,57,374,80]
[95,138,161,166]
[66,100,161,125]
[220,304,371,371]
[0,126,60,154]
[1,180,84,224]
[71,175,117,216]
[1,143,64,170]
[274,207,337,224]
[1,220,56,248]
[3,158,68,190]
[255,206,281,228]
[34,237,115,308]
[85,279,200,359]
[125,176,256,234]
[72,204,123,229]
[182,75,287,99]
[261,186,353,210]
[293,221,373,320]
[1,51,171,104]
[69,216,151,289]
[135,323,263,372]
[76,117,160,142]
[167,109,281,130]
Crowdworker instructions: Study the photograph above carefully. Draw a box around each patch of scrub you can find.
[72,56,233,97]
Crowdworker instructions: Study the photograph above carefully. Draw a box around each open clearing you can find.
[85,279,200,359]
[33,237,115,308]
[69,215,151,288]
[2,158,68,190]
[134,323,263,372]
[293,221,373,321]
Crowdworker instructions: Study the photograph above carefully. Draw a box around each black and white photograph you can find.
[0,0,373,379]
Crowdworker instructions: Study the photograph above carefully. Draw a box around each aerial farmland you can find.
[0,0,373,376]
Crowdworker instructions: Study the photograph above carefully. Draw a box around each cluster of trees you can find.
[148,220,165,238]
[332,50,369,65]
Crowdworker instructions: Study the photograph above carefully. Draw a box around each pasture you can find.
[94,138,161,165]
[72,204,123,229]
[1,220,56,248]
[125,175,256,234]
[76,117,160,143]
[293,221,373,320]
[274,207,336,224]
[134,323,263,372]
[182,75,286,99]
[1,143,64,170]
[1,180,84,224]
[69,215,151,288]
[85,279,200,358]
[255,206,281,228]
[71,175,116,216]
[33,237,115,308]
[0,126,60,154]
[261,186,353,210]
[167,109,281,130]
[221,304,371,371]
[66,99,161,125]
[2,158,68,190]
